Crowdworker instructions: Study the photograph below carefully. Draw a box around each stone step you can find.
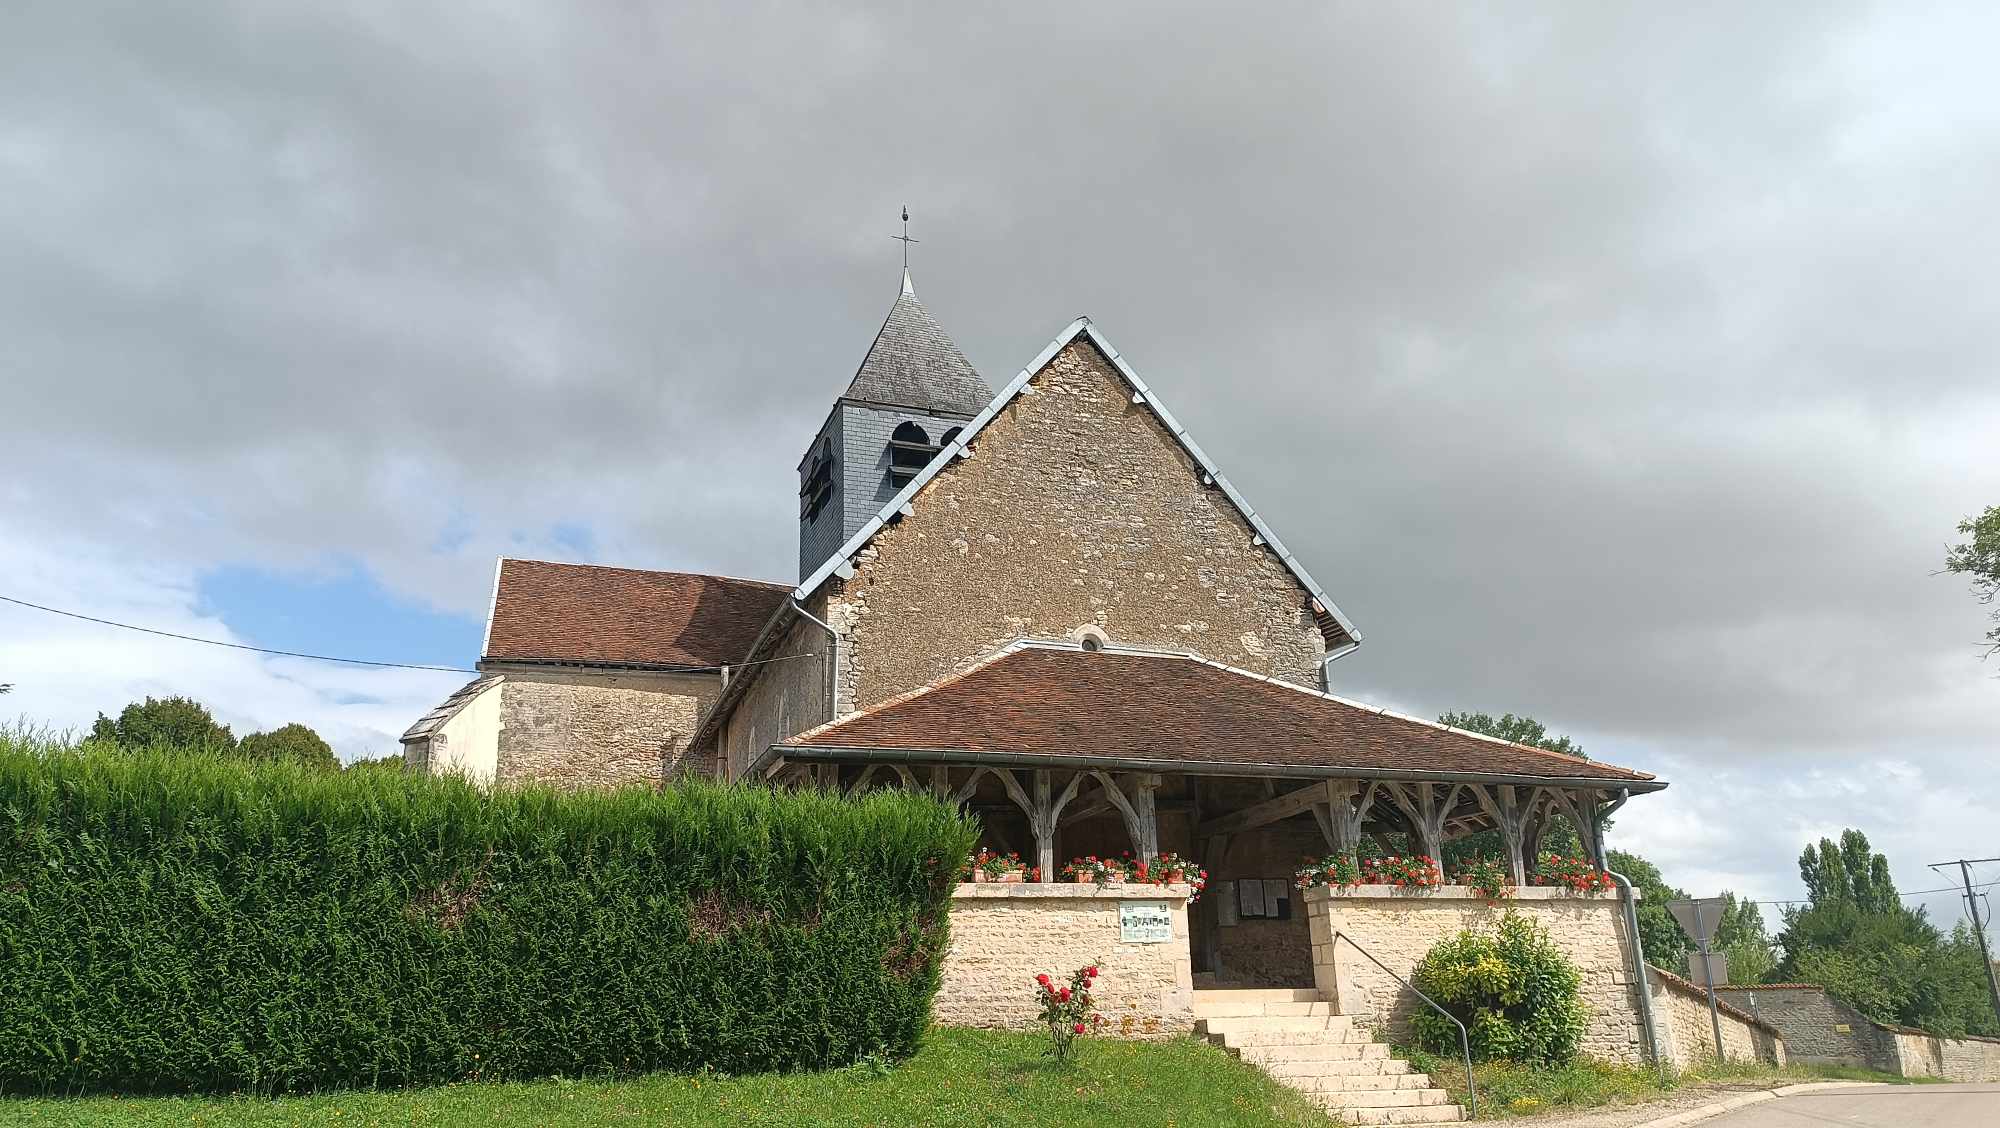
[1190,987,1323,1004]
[1241,1053,1414,1076]
[1235,1043,1392,1069]
[1328,1103,1464,1125]
[1194,1014,1357,1037]
[1193,999,1338,1018]
[1205,1024,1368,1049]
[1235,1042,1405,1065]
[1298,1082,1454,1105]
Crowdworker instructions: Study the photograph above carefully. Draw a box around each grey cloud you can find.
[4,1,1996,907]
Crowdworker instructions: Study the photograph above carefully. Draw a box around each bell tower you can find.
[798,268,991,580]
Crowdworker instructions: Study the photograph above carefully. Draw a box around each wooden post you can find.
[996,768,1086,879]
[1092,771,1162,858]
[1381,781,1465,864]
[1316,780,1376,861]
[1549,789,1607,868]
[1471,783,1546,886]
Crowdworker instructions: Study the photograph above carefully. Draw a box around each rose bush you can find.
[1033,964,1103,1064]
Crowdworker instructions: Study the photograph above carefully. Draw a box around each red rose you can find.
[1036,973,1051,985]
[1059,986,1070,1001]
[1086,966,1098,978]
[1073,1022,1085,1034]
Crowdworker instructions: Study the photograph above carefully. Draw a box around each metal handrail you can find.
[1332,930,1477,1120]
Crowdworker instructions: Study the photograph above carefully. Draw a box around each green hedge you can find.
[0,742,977,1095]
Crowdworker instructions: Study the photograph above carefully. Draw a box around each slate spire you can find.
[839,273,991,416]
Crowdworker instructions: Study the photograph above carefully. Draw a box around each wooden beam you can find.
[1194,779,1326,840]
[1091,771,1161,858]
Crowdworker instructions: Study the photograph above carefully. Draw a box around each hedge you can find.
[0,740,978,1094]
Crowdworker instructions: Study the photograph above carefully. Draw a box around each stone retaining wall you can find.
[939,883,1194,1038]
[1305,886,1647,1063]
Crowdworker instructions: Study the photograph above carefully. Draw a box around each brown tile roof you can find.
[782,643,1661,787]
[482,558,789,670]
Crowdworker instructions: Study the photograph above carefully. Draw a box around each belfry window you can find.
[888,421,937,482]
[800,437,834,519]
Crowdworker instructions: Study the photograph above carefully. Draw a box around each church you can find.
[401,266,1665,992]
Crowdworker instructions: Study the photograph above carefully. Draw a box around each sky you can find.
[3,2,1997,927]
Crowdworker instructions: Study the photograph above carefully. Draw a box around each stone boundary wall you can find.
[1884,1024,2000,1081]
[939,884,1194,1038]
[1305,886,1647,1064]
[1716,984,2000,1081]
[1646,967,1785,1068]
[1714,985,1899,1071]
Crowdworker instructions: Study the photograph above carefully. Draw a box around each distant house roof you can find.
[773,641,1661,788]
[400,675,499,744]
[840,271,991,416]
[482,558,790,671]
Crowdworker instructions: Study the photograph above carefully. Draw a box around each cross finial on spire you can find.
[891,204,919,280]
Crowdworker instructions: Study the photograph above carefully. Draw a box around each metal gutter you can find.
[788,597,839,727]
[751,742,1671,794]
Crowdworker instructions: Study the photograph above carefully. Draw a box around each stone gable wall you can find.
[495,668,717,787]
[719,602,831,780]
[1306,886,1647,1064]
[828,338,1327,710]
[939,883,1195,1037]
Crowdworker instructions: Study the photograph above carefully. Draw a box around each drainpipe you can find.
[1600,788,1664,1080]
[1318,639,1360,692]
[789,598,838,726]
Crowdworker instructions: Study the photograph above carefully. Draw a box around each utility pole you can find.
[1930,856,2000,1028]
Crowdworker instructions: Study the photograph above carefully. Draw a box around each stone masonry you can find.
[827,337,1328,711]
[1306,886,1648,1064]
[1647,969,1784,1068]
[939,883,1195,1038]
[1717,984,2000,1080]
[496,668,716,786]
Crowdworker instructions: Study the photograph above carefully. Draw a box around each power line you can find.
[1746,877,2000,908]
[1,594,478,673]
[0,593,821,678]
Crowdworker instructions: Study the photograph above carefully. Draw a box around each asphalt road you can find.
[1702,1083,2000,1127]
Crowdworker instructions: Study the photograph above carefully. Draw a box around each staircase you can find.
[1194,989,1464,1125]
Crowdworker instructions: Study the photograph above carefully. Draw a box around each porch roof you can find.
[767,641,1664,792]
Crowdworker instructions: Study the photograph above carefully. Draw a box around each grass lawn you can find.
[0,1028,1329,1128]
[1399,1045,1929,1120]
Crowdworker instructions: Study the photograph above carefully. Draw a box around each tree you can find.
[1713,892,1776,983]
[1774,827,1997,1037]
[238,723,338,771]
[1797,829,1901,914]
[1437,711,1585,758]
[344,754,405,772]
[1944,505,2000,658]
[1607,849,1690,970]
[90,696,235,753]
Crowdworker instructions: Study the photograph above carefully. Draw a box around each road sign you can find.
[1667,897,1727,944]
[1686,950,1729,987]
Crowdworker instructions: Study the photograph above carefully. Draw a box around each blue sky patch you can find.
[196,563,484,670]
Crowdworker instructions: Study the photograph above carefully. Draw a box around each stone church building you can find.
[402,269,1670,998]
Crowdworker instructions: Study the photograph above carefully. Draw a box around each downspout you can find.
[1318,639,1360,692]
[1601,790,1665,1075]
[789,598,838,727]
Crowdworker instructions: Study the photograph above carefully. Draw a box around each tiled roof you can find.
[483,558,790,670]
[840,273,991,416]
[1649,968,1781,1033]
[781,642,1660,786]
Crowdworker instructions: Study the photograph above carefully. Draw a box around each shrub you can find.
[237,723,338,771]
[0,739,977,1094]
[1410,911,1588,1065]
